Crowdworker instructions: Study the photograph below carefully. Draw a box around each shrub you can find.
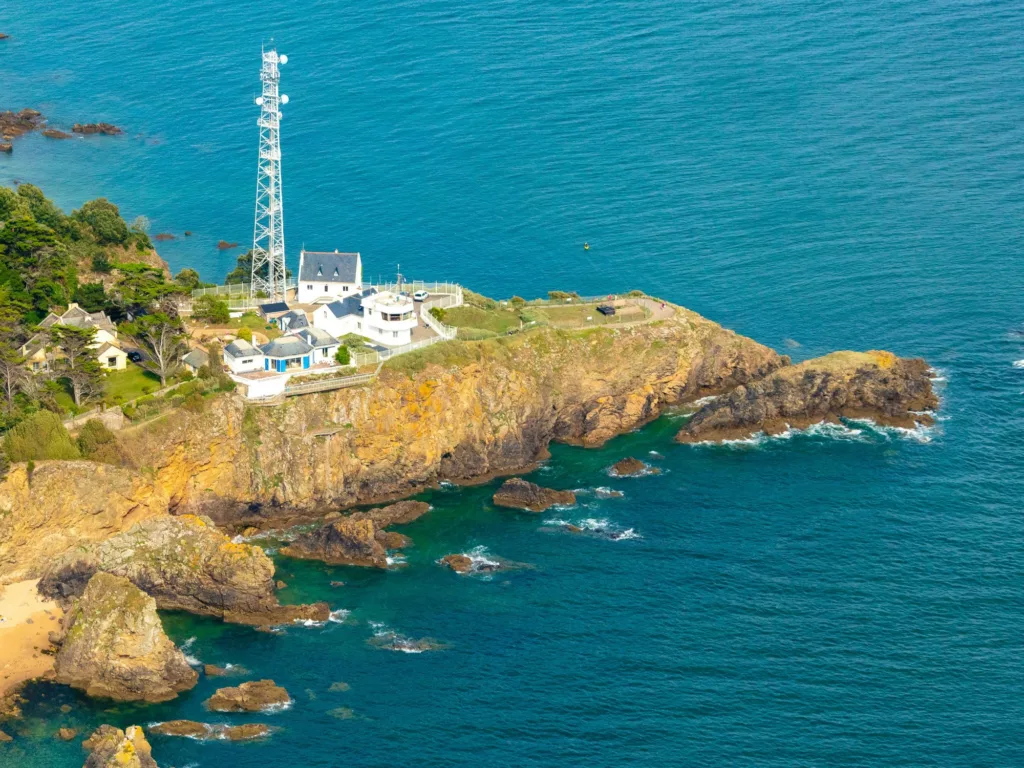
[510,296,526,307]
[547,290,579,301]
[237,326,253,343]
[193,295,230,324]
[181,392,206,412]
[335,346,351,366]
[3,411,81,462]
[627,289,644,297]
[429,306,447,322]
[197,364,212,380]
[91,253,113,273]
[77,419,122,464]
[73,198,130,245]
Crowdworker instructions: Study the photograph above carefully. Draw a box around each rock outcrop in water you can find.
[608,457,655,477]
[492,478,576,512]
[53,573,197,703]
[148,720,269,741]
[281,515,386,568]
[72,123,123,135]
[38,515,328,626]
[676,351,938,443]
[82,725,158,768]
[205,680,290,712]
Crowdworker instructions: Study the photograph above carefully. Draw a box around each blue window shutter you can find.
[264,358,269,370]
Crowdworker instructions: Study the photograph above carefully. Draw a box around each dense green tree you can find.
[109,263,182,318]
[48,325,104,407]
[174,268,202,290]
[17,184,66,232]
[72,282,110,313]
[2,410,80,462]
[0,187,29,222]
[225,249,254,284]
[72,198,129,245]
[192,294,230,324]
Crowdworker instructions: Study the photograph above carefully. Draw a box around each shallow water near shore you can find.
[3,0,1024,765]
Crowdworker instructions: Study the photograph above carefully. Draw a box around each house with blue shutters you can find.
[259,335,315,373]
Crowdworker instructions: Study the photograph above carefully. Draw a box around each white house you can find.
[311,291,369,339]
[293,327,341,365]
[259,335,315,373]
[223,339,265,374]
[21,303,127,372]
[360,291,417,346]
[297,250,362,304]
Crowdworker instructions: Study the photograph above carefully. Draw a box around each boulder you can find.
[608,458,651,477]
[0,729,11,742]
[82,725,157,768]
[441,554,474,573]
[54,573,197,703]
[492,478,576,512]
[0,108,45,139]
[41,128,72,139]
[39,515,328,627]
[55,727,78,740]
[147,720,207,739]
[0,142,11,153]
[206,679,290,712]
[366,500,431,527]
[204,664,228,677]
[216,241,239,250]
[281,515,386,568]
[222,724,270,741]
[676,351,939,443]
[376,530,412,549]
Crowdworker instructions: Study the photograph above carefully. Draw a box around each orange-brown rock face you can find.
[0,306,784,579]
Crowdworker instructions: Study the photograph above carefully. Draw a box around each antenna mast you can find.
[250,47,290,301]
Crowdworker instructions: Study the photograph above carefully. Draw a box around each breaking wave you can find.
[690,418,935,448]
[1014,360,1024,369]
[542,517,641,541]
[367,622,447,653]
[180,636,201,666]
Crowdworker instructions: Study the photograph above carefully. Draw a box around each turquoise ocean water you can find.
[2,0,1024,765]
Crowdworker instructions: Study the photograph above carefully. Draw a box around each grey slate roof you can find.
[182,348,209,369]
[297,327,340,348]
[39,303,116,333]
[299,251,360,283]
[259,336,314,358]
[224,339,259,358]
[280,310,309,330]
[322,287,376,319]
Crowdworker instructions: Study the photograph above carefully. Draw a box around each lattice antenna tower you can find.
[250,47,290,300]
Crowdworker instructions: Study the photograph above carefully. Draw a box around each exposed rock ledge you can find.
[39,515,328,626]
[676,351,937,443]
[492,478,576,512]
[54,573,197,702]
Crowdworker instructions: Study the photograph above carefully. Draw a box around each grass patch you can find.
[443,305,522,335]
[532,303,647,327]
[104,364,163,402]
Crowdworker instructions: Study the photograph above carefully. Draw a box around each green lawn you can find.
[443,305,523,335]
[534,303,647,327]
[104,364,164,402]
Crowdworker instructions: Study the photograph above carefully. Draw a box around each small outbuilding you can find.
[223,339,264,374]
[181,347,210,375]
[259,336,314,373]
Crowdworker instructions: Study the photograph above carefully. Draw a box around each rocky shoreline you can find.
[0,295,939,765]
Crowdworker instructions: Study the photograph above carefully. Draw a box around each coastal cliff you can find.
[0,309,782,579]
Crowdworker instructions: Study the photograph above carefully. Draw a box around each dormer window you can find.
[316,266,323,276]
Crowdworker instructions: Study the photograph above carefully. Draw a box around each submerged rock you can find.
[72,123,123,135]
[55,727,78,740]
[676,351,938,444]
[41,128,73,139]
[148,720,269,741]
[206,680,290,712]
[492,478,576,512]
[54,573,197,703]
[39,515,328,627]
[82,725,157,768]
[0,728,11,742]
[376,530,412,549]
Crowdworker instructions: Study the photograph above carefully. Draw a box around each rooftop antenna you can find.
[396,264,403,292]
[250,46,290,302]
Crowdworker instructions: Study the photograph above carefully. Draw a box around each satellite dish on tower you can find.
[255,96,264,106]
[280,94,290,105]
[279,54,288,64]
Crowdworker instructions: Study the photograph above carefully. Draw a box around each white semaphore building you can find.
[296,249,362,304]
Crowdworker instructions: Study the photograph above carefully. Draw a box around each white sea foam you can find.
[1014,360,1024,369]
[690,418,932,447]
[367,622,442,653]
[648,450,664,459]
[440,545,503,575]
[328,608,351,624]
[180,636,201,666]
[543,516,641,541]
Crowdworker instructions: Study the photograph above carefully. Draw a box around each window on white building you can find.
[306,284,313,291]
[343,285,348,292]
[107,356,117,367]
[393,331,398,339]
[242,359,253,364]
[324,285,328,292]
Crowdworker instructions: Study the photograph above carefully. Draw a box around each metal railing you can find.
[191,279,297,299]
[283,371,376,396]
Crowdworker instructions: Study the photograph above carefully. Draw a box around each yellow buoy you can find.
[584,242,590,250]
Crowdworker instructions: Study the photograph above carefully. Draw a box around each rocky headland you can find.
[53,572,197,702]
[676,351,937,443]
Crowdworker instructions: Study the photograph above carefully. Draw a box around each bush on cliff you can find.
[3,410,81,462]
[77,418,122,464]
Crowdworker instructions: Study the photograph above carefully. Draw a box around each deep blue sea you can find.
[2,1,1024,766]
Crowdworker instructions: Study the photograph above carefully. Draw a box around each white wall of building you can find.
[225,351,265,374]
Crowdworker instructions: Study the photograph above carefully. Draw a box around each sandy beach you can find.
[0,580,63,701]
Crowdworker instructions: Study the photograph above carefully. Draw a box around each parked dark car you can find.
[596,304,616,316]
[127,351,143,363]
